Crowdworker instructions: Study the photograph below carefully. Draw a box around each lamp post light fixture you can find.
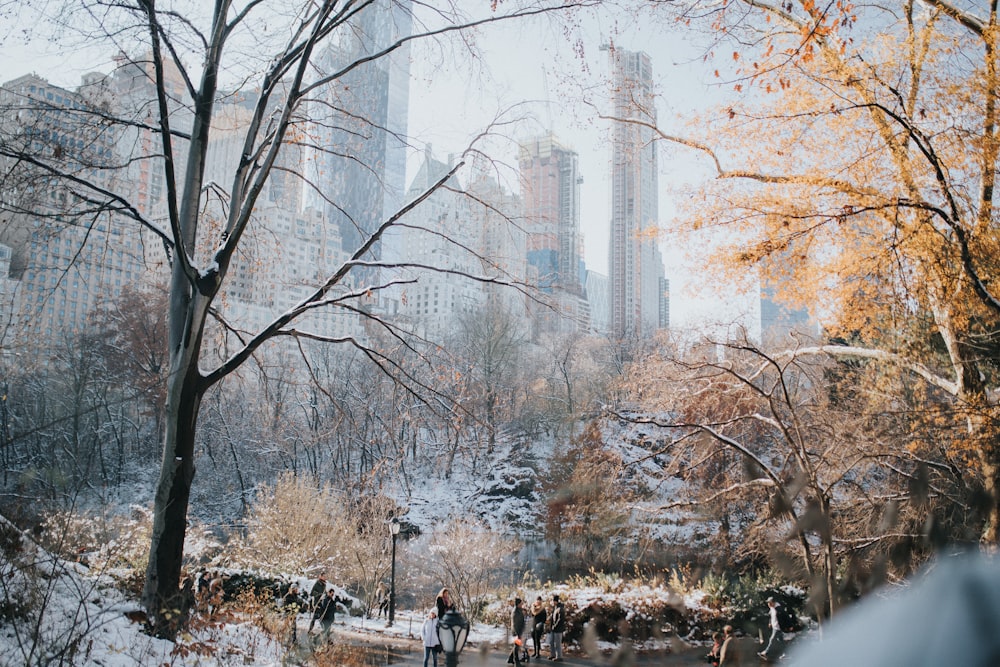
[436,608,470,667]
[387,517,401,626]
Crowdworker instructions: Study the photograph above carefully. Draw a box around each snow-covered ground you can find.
[0,519,716,666]
[0,420,725,666]
[0,515,272,666]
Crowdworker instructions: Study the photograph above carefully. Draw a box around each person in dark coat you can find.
[718,625,737,666]
[706,630,722,666]
[508,598,527,665]
[282,584,302,643]
[548,594,566,661]
[530,596,547,658]
[306,573,327,632]
[435,587,455,619]
[375,583,390,619]
[314,588,339,639]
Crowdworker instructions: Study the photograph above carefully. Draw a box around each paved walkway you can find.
[319,637,730,667]
[301,621,772,666]
[366,646,710,666]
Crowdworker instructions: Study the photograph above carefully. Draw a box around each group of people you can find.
[288,579,787,664]
[420,589,568,667]
[280,573,346,644]
[508,594,567,664]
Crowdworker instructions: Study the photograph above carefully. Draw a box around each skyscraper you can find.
[106,52,192,224]
[659,276,670,330]
[391,147,481,338]
[586,270,610,334]
[519,134,583,294]
[518,134,588,335]
[386,147,528,340]
[304,0,413,277]
[605,46,666,336]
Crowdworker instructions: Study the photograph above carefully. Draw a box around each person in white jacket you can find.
[759,597,783,659]
[421,609,441,667]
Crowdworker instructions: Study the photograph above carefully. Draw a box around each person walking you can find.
[548,594,565,662]
[306,573,327,633]
[376,583,390,619]
[758,597,782,660]
[421,609,441,667]
[282,583,302,644]
[508,598,527,665]
[314,588,339,641]
[530,596,547,658]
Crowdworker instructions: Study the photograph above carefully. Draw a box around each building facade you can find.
[605,46,666,337]
[0,73,150,345]
[385,148,529,341]
[585,270,610,334]
[518,134,589,337]
[304,0,413,279]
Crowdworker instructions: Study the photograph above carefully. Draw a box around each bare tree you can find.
[453,297,528,454]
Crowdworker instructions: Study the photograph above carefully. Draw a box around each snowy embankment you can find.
[1,514,727,667]
[1,514,283,666]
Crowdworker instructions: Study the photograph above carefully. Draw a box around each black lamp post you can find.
[436,607,470,667]
[387,517,400,626]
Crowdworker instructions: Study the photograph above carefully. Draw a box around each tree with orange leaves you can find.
[633,0,1000,546]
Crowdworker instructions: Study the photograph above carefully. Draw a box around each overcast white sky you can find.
[0,3,756,334]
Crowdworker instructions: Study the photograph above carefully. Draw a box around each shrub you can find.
[37,505,154,573]
[411,518,519,624]
[231,473,400,616]
[700,569,805,633]
[234,473,350,574]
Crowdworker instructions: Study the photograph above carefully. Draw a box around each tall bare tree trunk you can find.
[141,278,210,636]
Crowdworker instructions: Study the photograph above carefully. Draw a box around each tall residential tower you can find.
[605,46,666,336]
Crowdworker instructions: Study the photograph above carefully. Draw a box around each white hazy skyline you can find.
[0,4,758,336]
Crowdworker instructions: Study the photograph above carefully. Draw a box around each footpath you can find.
[379,639,766,666]
[292,614,770,666]
[399,649,713,666]
[346,644,712,667]
[313,623,725,667]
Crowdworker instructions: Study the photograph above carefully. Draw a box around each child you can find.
[706,630,722,665]
[421,609,440,667]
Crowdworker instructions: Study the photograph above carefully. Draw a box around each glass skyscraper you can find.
[305,0,413,277]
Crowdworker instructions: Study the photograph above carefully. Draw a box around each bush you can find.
[497,568,807,649]
[411,518,518,624]
[569,597,688,643]
[231,473,400,616]
[700,569,805,634]
[38,506,153,572]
